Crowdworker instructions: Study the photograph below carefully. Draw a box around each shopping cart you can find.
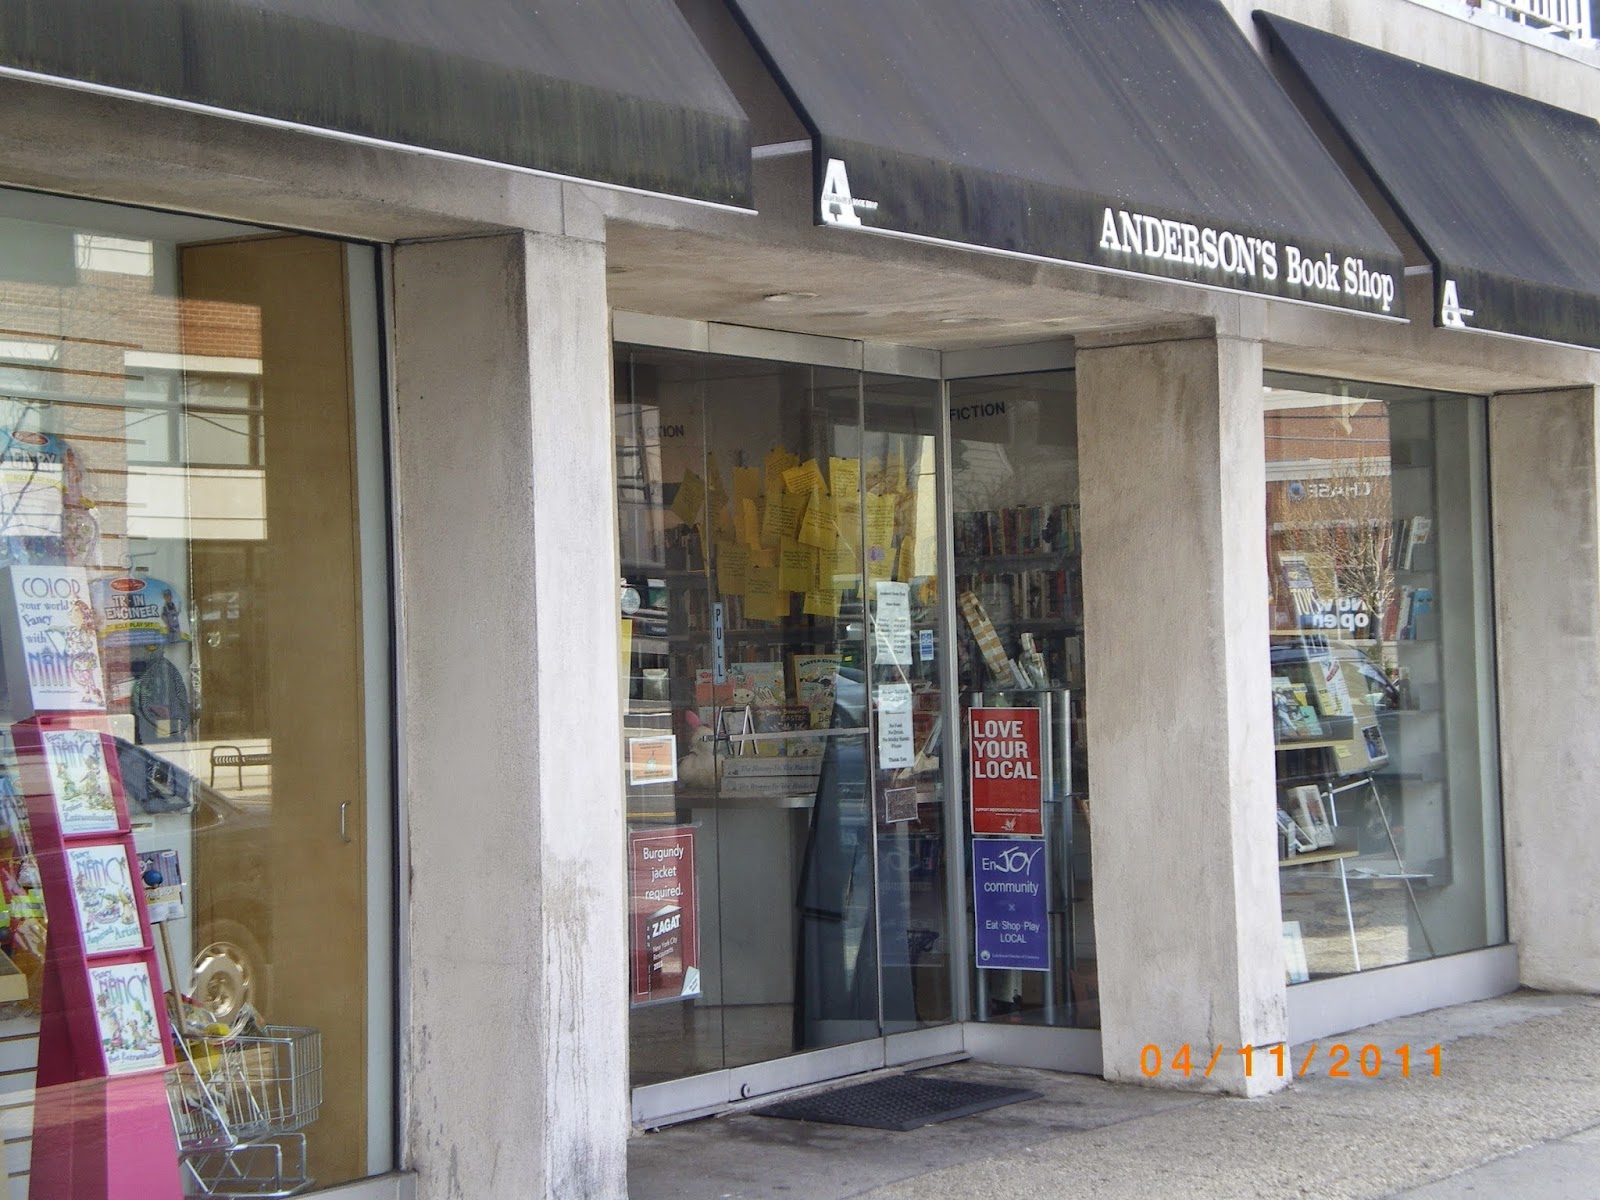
[166,1024,323,1198]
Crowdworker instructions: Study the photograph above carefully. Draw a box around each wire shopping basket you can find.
[167,1024,322,1197]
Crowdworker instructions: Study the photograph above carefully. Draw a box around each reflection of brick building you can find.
[0,256,266,736]
[1265,403,1396,633]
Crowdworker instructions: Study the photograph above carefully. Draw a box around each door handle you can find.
[339,801,351,844]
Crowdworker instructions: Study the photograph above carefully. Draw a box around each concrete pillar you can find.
[392,232,628,1197]
[1489,388,1600,993]
[1076,329,1287,1096]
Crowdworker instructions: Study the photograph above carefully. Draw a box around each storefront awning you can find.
[1258,13,1600,350]
[0,0,751,207]
[726,0,1404,316]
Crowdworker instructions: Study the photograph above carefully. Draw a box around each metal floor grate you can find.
[752,1073,1040,1131]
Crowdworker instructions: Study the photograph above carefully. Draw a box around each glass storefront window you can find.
[1265,372,1505,982]
[615,346,952,1093]
[949,371,1095,1028]
[0,190,392,1194]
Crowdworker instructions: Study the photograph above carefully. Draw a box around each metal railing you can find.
[1474,0,1591,39]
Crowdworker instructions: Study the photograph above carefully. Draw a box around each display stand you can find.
[1277,766,1435,973]
[0,566,181,1199]
[14,721,182,1199]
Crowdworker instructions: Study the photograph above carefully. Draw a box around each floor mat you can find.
[752,1073,1040,1132]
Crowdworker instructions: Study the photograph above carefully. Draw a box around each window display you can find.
[0,190,391,1195]
[949,371,1095,1028]
[1265,372,1504,981]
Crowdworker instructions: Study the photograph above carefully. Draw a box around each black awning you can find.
[0,0,751,207]
[725,0,1403,316]
[1258,12,1600,349]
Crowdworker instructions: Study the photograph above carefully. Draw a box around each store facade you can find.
[0,0,1593,1197]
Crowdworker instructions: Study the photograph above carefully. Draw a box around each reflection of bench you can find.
[209,745,272,788]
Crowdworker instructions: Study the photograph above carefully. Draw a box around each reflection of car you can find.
[1270,640,1399,712]
[119,739,268,1031]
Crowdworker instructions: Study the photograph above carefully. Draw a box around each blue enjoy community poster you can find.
[973,837,1049,971]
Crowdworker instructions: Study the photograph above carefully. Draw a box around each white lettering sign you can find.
[1098,206,1396,313]
[1440,279,1474,328]
[820,159,879,227]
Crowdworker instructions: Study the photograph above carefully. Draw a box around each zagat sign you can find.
[1097,207,1398,313]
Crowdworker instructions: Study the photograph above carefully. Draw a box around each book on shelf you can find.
[727,660,785,707]
[751,703,815,757]
[1278,552,1317,625]
[1277,807,1316,857]
[789,652,842,728]
[957,590,1014,683]
[962,567,1078,623]
[1381,585,1432,641]
[954,503,1080,558]
[1387,515,1433,571]
[1306,652,1353,719]
[1271,676,1323,741]
[1286,784,1335,848]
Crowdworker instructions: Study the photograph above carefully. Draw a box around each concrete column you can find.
[392,232,628,1197]
[1490,388,1600,993]
[1076,329,1287,1096]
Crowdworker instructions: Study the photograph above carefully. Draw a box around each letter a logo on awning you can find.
[1440,279,1474,329]
[820,159,878,227]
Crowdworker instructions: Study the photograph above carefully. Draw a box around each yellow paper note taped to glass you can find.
[803,589,842,618]
[798,491,838,551]
[762,490,805,546]
[717,540,751,596]
[830,457,860,507]
[778,536,818,593]
[671,470,705,525]
[824,542,860,590]
[866,543,893,583]
[745,563,782,621]
[764,448,799,498]
[739,498,762,548]
[896,536,917,581]
[870,489,896,563]
[783,458,827,497]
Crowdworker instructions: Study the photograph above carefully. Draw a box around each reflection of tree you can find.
[1270,456,1394,638]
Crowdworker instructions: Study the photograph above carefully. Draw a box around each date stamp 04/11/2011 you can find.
[1139,1042,1443,1080]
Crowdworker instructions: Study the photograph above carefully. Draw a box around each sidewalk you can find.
[628,990,1600,1199]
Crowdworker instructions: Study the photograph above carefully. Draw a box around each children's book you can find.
[728,661,786,707]
[67,844,144,954]
[752,704,814,757]
[88,962,166,1075]
[789,653,842,728]
[41,728,119,835]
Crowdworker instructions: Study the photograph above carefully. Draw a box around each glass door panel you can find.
[861,376,951,1034]
[949,371,1096,1028]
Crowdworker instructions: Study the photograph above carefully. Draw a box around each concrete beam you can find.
[1076,329,1288,1096]
[1490,387,1600,993]
[392,232,628,1197]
